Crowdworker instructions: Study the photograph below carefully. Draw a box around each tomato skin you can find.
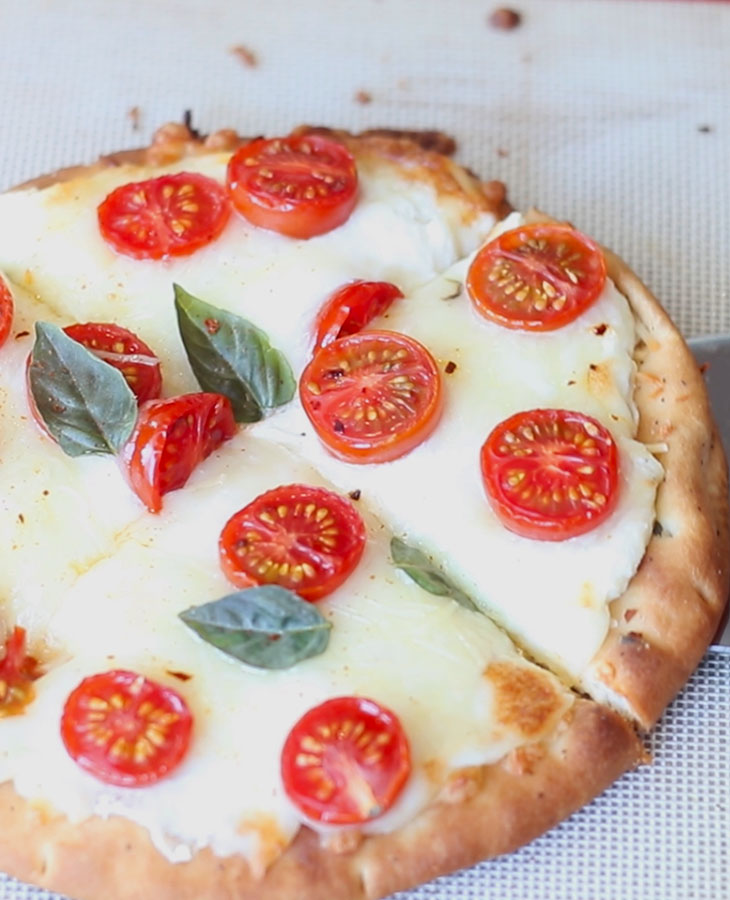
[281,696,411,825]
[226,135,358,239]
[97,172,231,260]
[0,276,13,348]
[300,330,443,464]
[219,484,366,601]
[313,281,403,351]
[467,224,606,332]
[481,408,619,541]
[122,393,237,513]
[61,670,192,787]
[0,627,40,717]
[64,322,162,404]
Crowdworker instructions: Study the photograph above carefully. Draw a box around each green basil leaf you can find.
[174,284,296,423]
[28,322,137,457]
[390,536,479,612]
[179,585,332,669]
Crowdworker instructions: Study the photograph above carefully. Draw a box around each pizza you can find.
[0,122,726,900]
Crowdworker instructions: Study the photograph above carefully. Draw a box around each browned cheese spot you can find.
[484,661,563,739]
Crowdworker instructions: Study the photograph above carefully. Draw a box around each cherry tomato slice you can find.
[0,627,40,717]
[97,172,231,260]
[61,669,192,787]
[226,135,358,239]
[64,322,162,404]
[281,696,411,825]
[219,484,366,601]
[313,281,403,351]
[300,330,443,464]
[480,408,619,541]
[466,224,606,332]
[121,393,237,513]
[0,276,13,348]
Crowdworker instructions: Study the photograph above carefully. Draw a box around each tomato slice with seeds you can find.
[480,408,619,541]
[466,224,606,332]
[219,484,366,601]
[64,322,162,404]
[0,276,13,348]
[300,330,443,464]
[226,135,358,239]
[97,172,231,260]
[61,670,192,787]
[281,696,411,825]
[121,393,237,513]
[0,627,40,717]
[313,280,403,351]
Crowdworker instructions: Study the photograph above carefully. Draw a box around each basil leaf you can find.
[174,285,296,423]
[179,585,332,669]
[28,322,137,457]
[390,537,479,612]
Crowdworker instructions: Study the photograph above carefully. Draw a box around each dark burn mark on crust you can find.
[445,361,457,374]
[182,110,203,141]
[348,489,362,501]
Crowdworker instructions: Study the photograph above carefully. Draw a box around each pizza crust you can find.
[523,211,730,729]
[0,127,725,899]
[0,700,641,900]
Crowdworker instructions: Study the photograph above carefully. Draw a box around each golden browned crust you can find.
[15,121,510,222]
[525,209,730,729]
[0,700,641,900]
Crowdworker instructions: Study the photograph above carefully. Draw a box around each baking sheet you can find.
[0,1,728,898]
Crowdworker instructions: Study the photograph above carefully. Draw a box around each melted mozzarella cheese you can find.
[254,243,664,683]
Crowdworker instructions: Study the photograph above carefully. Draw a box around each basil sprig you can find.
[27,322,137,456]
[174,285,296,423]
[179,586,332,669]
[390,537,478,612]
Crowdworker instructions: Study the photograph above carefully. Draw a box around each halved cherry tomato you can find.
[219,484,366,601]
[0,627,40,717]
[480,408,619,541]
[61,669,192,787]
[281,696,411,825]
[64,322,162,404]
[466,224,606,332]
[313,280,403,351]
[226,135,358,239]
[0,276,13,348]
[300,330,443,464]
[97,172,231,260]
[121,393,237,513]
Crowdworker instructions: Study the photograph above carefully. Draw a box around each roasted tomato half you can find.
[0,276,13,348]
[466,223,606,332]
[480,408,619,540]
[219,484,366,601]
[313,280,403,351]
[61,669,193,787]
[300,330,443,464]
[226,135,358,239]
[64,322,162,404]
[121,393,237,513]
[98,172,231,260]
[0,627,40,717]
[281,696,411,825]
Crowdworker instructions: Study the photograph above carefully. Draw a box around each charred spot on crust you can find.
[182,110,204,141]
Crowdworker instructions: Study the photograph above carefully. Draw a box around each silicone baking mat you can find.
[0,1,728,898]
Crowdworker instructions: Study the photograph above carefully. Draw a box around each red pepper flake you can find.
[488,7,522,30]
[699,362,710,374]
[14,331,30,340]
[593,323,608,336]
[348,489,361,501]
[624,609,637,623]
[230,45,258,68]
[166,670,193,682]
[204,318,221,335]
[445,361,457,374]
[17,514,24,524]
